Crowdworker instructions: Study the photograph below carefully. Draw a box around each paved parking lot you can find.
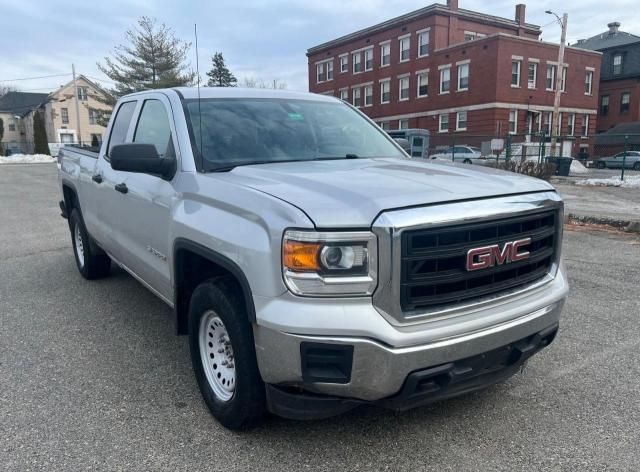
[1,163,639,471]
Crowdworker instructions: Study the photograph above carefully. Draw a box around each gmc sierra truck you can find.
[58,88,568,430]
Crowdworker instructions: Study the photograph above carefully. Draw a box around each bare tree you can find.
[241,77,287,89]
[0,85,18,98]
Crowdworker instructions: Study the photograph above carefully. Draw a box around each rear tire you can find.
[597,161,606,169]
[188,276,266,430]
[69,209,111,279]
[463,159,472,164]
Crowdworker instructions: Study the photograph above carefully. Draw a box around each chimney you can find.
[608,22,620,34]
[515,4,526,25]
[447,0,458,10]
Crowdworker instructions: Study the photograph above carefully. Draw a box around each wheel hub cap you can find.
[74,224,85,267]
[199,311,236,402]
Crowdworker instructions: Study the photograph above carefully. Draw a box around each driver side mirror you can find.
[110,143,176,181]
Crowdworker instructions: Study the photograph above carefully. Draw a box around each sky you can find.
[0,0,638,94]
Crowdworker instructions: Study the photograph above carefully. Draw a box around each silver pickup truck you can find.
[58,87,568,430]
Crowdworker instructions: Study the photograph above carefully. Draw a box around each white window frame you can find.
[380,42,391,67]
[557,112,562,135]
[464,31,477,42]
[339,54,348,73]
[439,65,451,94]
[380,79,391,104]
[352,52,362,74]
[581,114,589,137]
[456,111,467,131]
[416,70,429,97]
[439,114,449,133]
[364,84,373,107]
[584,69,593,95]
[352,87,362,107]
[546,64,556,91]
[528,62,537,89]
[316,63,325,83]
[339,88,348,101]
[399,119,409,130]
[457,61,469,91]
[399,75,410,101]
[509,109,518,134]
[543,111,552,135]
[613,54,623,75]
[511,60,521,87]
[399,35,410,62]
[567,113,575,136]
[364,48,374,72]
[326,61,334,81]
[621,92,631,114]
[560,66,567,92]
[417,29,430,58]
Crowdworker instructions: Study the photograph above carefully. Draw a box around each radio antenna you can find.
[194,23,203,167]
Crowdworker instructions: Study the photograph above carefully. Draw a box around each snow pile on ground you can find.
[0,154,56,164]
[576,175,640,189]
[570,159,589,175]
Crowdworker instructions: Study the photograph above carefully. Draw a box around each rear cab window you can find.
[106,101,137,158]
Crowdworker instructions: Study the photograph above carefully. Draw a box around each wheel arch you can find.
[173,238,256,335]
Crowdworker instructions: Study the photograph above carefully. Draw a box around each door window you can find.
[133,100,173,157]
[107,101,137,156]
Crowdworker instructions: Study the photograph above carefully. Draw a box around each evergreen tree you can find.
[206,53,237,87]
[33,110,50,155]
[97,16,196,103]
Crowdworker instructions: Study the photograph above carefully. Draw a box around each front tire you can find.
[69,209,111,279]
[597,161,606,169]
[463,159,472,164]
[189,277,266,430]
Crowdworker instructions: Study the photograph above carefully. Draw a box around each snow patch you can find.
[0,154,56,164]
[570,159,589,175]
[576,175,640,189]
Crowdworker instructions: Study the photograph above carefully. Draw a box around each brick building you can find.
[307,0,602,154]
[575,22,640,133]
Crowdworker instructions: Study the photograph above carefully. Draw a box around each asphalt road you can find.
[1,163,639,471]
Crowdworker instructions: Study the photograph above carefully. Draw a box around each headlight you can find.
[282,230,377,296]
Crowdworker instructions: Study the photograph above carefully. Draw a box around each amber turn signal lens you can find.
[283,240,321,272]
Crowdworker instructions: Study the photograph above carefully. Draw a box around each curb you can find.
[565,213,640,233]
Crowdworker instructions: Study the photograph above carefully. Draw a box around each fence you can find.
[424,132,640,181]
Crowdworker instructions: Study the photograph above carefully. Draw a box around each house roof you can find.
[595,122,640,145]
[574,25,640,51]
[48,74,111,101]
[0,92,49,116]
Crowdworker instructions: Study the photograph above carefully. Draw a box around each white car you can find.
[430,145,483,164]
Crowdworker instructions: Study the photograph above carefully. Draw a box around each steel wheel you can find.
[74,223,85,268]
[199,310,236,402]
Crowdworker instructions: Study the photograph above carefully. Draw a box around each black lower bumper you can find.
[265,323,558,420]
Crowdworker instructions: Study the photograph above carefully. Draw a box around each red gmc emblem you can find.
[466,238,532,271]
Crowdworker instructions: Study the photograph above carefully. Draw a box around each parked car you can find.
[430,145,483,163]
[58,88,568,429]
[595,151,640,170]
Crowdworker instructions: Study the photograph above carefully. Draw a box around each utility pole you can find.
[548,12,568,157]
[72,64,83,146]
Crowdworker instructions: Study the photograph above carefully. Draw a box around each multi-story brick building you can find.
[575,22,640,133]
[307,0,602,155]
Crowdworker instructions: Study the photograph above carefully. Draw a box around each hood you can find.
[214,158,555,228]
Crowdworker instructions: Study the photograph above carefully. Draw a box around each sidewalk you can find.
[551,178,640,232]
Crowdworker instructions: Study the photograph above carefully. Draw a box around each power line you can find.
[0,73,71,83]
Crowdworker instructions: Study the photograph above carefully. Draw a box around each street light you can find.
[546,10,568,157]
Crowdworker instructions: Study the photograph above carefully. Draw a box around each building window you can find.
[399,36,410,62]
[612,53,623,75]
[380,42,391,67]
[380,80,390,104]
[316,63,325,83]
[509,110,518,134]
[557,112,562,135]
[546,65,556,90]
[560,67,567,92]
[340,55,348,73]
[89,109,100,125]
[339,88,348,101]
[457,63,469,91]
[511,60,521,87]
[600,96,609,116]
[528,62,537,89]
[364,85,373,106]
[364,48,373,71]
[581,115,589,137]
[439,114,449,132]
[585,70,593,95]
[352,52,362,73]
[417,30,429,57]
[456,111,467,131]
[439,66,451,94]
[326,61,334,80]
[77,86,88,101]
[417,71,428,97]
[61,107,69,124]
[399,76,409,101]
[399,119,409,130]
[543,111,552,135]
[8,118,16,131]
[380,121,391,131]
[352,87,362,107]
[621,92,631,114]
[464,31,477,41]
[567,113,575,136]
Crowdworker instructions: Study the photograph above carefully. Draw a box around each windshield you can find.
[183,98,404,171]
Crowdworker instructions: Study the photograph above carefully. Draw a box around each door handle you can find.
[114,183,128,194]
[92,174,103,184]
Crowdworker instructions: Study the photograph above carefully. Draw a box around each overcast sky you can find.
[0,0,638,94]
